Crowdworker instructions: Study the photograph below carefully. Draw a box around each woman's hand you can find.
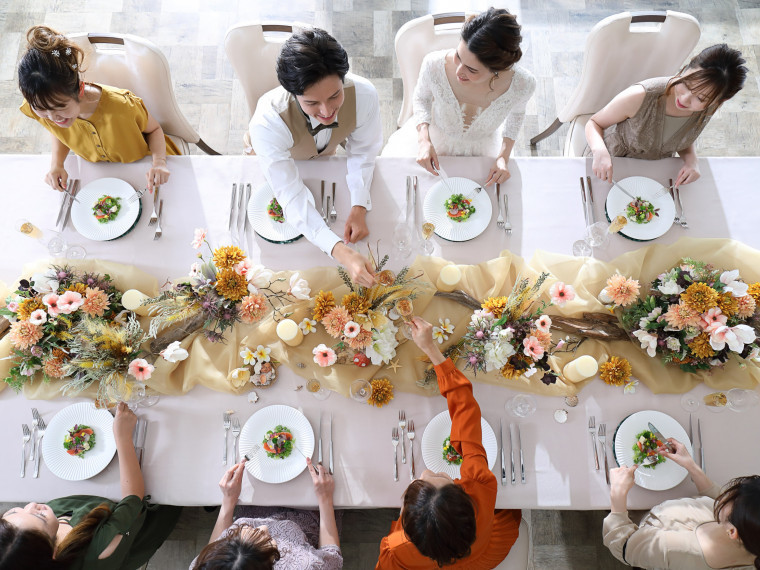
[609,465,637,512]
[331,243,375,288]
[112,402,138,446]
[657,438,697,470]
[343,206,369,244]
[218,460,247,506]
[416,139,440,176]
[674,161,700,188]
[146,159,170,190]
[483,156,511,187]
[45,165,69,192]
[409,317,445,365]
[591,149,613,183]
[307,458,334,506]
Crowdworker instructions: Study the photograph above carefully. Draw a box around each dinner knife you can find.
[236,181,248,244]
[318,415,323,466]
[517,424,525,484]
[647,422,675,453]
[61,179,80,231]
[688,413,693,442]
[586,176,595,224]
[499,418,507,486]
[228,183,237,231]
[56,179,74,229]
[135,418,147,468]
[610,178,637,201]
[320,180,327,222]
[579,177,589,227]
[412,176,418,232]
[328,413,334,475]
[697,418,705,472]
[509,423,516,484]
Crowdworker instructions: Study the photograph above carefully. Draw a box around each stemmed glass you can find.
[306,378,331,401]
[395,298,415,339]
[349,379,372,403]
[727,388,760,412]
[420,222,435,255]
[680,392,701,413]
[15,219,87,259]
[392,223,412,258]
[506,394,537,417]
[572,221,611,256]
[124,381,160,410]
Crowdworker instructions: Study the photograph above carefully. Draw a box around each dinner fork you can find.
[598,423,610,484]
[407,419,416,480]
[589,416,599,471]
[30,409,39,462]
[232,417,241,462]
[228,183,238,231]
[222,412,231,465]
[329,182,338,223]
[148,186,160,225]
[503,192,512,235]
[21,424,30,478]
[495,183,504,229]
[669,181,681,226]
[153,199,163,240]
[33,417,46,479]
[391,427,399,482]
[127,187,147,205]
[398,410,407,464]
[674,184,688,228]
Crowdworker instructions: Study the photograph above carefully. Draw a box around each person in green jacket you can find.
[0,402,181,570]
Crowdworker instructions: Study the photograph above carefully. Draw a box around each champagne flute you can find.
[421,222,435,255]
[395,298,415,339]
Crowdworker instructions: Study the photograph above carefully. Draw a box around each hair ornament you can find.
[72,63,78,69]
[52,49,60,57]
[65,47,72,55]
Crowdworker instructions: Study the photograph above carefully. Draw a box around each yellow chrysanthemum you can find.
[214,269,248,301]
[342,292,371,316]
[66,283,87,294]
[212,245,246,269]
[312,290,336,321]
[17,298,44,321]
[716,293,738,318]
[681,283,718,313]
[747,283,760,304]
[688,333,716,359]
[599,356,632,387]
[368,378,394,408]
[482,296,508,319]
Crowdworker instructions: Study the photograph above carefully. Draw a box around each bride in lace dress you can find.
[382,8,535,186]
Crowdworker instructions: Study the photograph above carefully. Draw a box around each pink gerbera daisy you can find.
[523,336,545,360]
[312,344,337,367]
[535,315,552,333]
[42,293,61,317]
[549,282,575,307]
[343,321,360,338]
[191,228,207,249]
[605,274,640,307]
[127,358,154,381]
[57,291,84,314]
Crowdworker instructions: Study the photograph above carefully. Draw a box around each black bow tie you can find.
[306,120,339,136]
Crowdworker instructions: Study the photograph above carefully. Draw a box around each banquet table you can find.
[2,154,759,509]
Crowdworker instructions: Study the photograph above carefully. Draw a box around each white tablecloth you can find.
[3,154,759,508]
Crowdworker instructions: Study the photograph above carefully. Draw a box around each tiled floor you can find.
[2,0,757,568]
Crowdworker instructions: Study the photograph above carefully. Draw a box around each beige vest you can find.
[274,77,357,160]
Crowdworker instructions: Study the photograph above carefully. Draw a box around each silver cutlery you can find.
[222,412,231,465]
[610,178,637,201]
[320,180,327,222]
[503,192,512,235]
[30,408,39,462]
[244,444,261,461]
[62,179,80,230]
[232,417,241,463]
[412,176,419,237]
[236,183,249,244]
[580,177,589,227]
[612,177,670,202]
[407,419,416,480]
[586,176,596,224]
[647,422,675,454]
[325,195,332,227]
[688,413,693,442]
[330,182,338,223]
[398,410,407,464]
[33,416,46,478]
[228,183,238,231]
[318,414,323,465]
[496,183,504,229]
[127,187,147,205]
[135,418,147,468]
[153,199,163,240]
[517,424,525,484]
[674,184,688,228]
[509,422,516,484]
[499,418,507,486]
[697,418,704,472]
[669,181,681,226]
[391,427,399,482]
[148,186,160,225]
[56,179,75,229]
[328,413,334,475]
[432,163,455,195]
[589,416,600,470]
[21,424,30,478]
[598,423,610,484]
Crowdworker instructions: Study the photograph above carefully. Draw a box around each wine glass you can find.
[306,378,331,400]
[727,388,760,412]
[47,232,68,257]
[393,223,412,258]
[124,382,160,410]
[394,298,415,339]
[680,392,700,413]
[506,394,537,417]
[349,379,372,403]
[571,240,592,257]
[66,245,87,259]
[420,222,435,255]
[584,221,611,248]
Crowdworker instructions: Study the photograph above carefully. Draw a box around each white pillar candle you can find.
[122,289,151,316]
[276,318,304,347]
[436,264,462,292]
[562,355,599,383]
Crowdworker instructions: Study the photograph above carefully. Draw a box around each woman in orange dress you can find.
[376,317,521,569]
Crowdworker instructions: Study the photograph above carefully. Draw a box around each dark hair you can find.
[18,25,84,111]
[667,44,747,112]
[460,8,523,73]
[400,480,476,567]
[276,28,349,96]
[0,518,68,570]
[714,475,760,569]
[195,523,281,570]
[54,504,111,566]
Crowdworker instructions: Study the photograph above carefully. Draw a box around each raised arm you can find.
[113,402,144,500]
[413,54,440,175]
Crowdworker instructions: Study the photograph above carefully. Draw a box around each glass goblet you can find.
[47,233,68,257]
[349,379,373,403]
[584,221,611,248]
[679,392,700,413]
[393,224,412,257]
[306,378,331,401]
[572,240,592,257]
[66,245,87,259]
[727,388,760,412]
[506,394,537,418]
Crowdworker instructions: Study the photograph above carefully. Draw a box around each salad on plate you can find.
[444,194,476,222]
[267,198,285,223]
[63,424,95,458]
[262,425,294,459]
[442,435,462,465]
[632,429,666,469]
[92,195,122,223]
[625,197,659,224]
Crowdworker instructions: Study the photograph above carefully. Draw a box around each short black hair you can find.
[276,28,349,96]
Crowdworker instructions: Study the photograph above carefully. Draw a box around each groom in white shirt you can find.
[249,28,382,287]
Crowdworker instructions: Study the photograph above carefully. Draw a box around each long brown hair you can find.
[18,25,85,111]
[0,518,68,570]
[714,475,760,569]
[53,504,112,566]
[195,522,281,569]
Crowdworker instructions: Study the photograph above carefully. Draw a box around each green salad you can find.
[262,425,294,459]
[63,424,95,459]
[267,198,284,223]
[625,197,659,224]
[444,194,476,223]
[93,195,122,224]
[442,436,462,465]
[632,430,666,469]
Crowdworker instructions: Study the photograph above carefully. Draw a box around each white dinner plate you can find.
[422,177,492,242]
[421,410,497,478]
[72,178,141,241]
[41,402,116,481]
[239,405,314,483]
[613,410,692,491]
[248,183,316,243]
[605,176,676,242]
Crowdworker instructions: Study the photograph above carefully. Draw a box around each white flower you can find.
[470,309,493,328]
[438,318,455,334]
[365,322,399,365]
[498,327,515,342]
[709,324,756,353]
[748,347,760,362]
[240,347,256,365]
[253,345,271,363]
[483,340,515,371]
[524,366,538,378]
[190,228,207,249]
[31,272,59,295]
[343,321,361,338]
[246,265,274,290]
[624,378,639,394]
[432,326,447,344]
[189,262,202,277]
[28,309,47,326]
[288,272,311,300]
[598,287,614,305]
[247,390,259,403]
[160,341,189,362]
[720,270,749,297]
[657,280,684,295]
[665,337,682,352]
[535,315,552,333]
[633,329,658,357]
[299,318,317,335]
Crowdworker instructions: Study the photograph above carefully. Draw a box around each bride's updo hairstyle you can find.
[460,7,523,73]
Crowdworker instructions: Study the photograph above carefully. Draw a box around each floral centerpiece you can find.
[601,259,760,372]
[146,229,309,344]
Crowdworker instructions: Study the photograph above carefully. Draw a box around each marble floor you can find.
[2,0,757,568]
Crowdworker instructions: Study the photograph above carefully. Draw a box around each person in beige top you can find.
[604,438,760,569]
[585,44,747,189]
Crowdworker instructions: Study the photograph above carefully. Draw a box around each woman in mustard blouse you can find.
[18,25,179,192]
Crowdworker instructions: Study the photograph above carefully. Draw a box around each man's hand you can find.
[344,206,369,244]
[331,242,375,288]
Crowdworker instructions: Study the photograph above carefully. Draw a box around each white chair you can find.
[493,516,531,569]
[68,32,219,155]
[529,11,701,156]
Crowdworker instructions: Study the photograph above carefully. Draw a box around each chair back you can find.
[68,32,217,154]
[558,11,700,122]
[492,517,530,569]
[224,22,298,120]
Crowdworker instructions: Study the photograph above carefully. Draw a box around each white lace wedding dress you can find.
[382,50,536,157]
